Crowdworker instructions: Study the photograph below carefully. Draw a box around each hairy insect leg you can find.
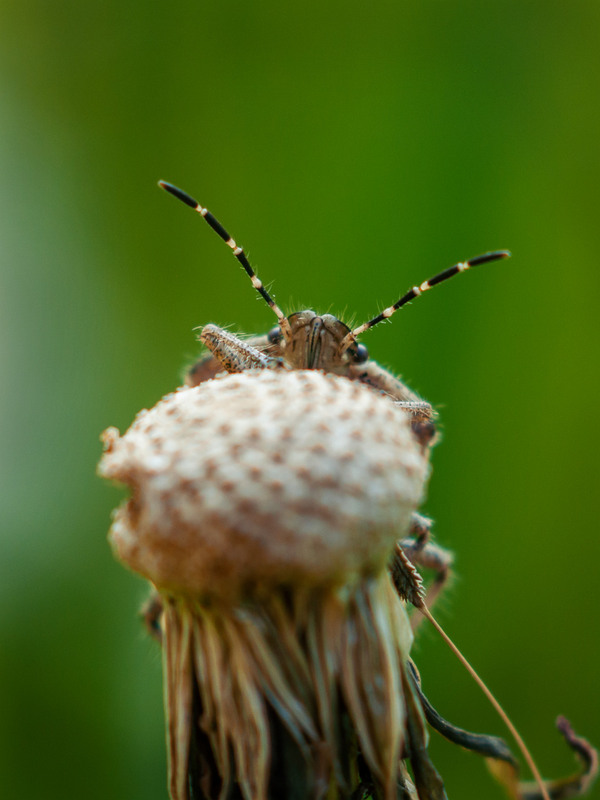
[350,361,435,418]
[393,513,454,631]
[199,324,281,373]
[186,334,274,386]
[350,360,437,446]
[393,401,434,423]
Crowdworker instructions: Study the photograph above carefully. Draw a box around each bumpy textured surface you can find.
[99,369,429,599]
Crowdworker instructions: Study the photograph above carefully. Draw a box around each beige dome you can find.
[99,369,429,600]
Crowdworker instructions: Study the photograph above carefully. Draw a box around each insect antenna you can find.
[419,602,551,800]
[159,181,292,341]
[338,250,511,355]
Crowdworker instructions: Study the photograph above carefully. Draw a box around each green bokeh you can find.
[1,2,599,798]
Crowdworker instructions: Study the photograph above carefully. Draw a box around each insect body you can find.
[159,181,509,435]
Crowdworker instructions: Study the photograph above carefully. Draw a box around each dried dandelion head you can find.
[99,369,432,800]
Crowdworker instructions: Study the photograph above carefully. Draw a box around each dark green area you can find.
[1,2,599,798]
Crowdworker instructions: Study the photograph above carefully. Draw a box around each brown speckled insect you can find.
[162,181,507,416]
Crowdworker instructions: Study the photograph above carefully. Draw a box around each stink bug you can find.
[160,181,508,430]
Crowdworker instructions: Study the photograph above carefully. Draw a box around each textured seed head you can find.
[99,369,430,601]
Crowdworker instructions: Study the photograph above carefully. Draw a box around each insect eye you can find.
[267,325,282,344]
[353,344,369,364]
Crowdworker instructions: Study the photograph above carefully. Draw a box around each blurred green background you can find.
[1,2,599,798]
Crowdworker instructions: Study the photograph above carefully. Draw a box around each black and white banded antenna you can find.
[159,181,293,342]
[338,250,511,355]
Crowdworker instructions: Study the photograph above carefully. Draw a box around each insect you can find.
[160,181,507,421]
[99,183,597,800]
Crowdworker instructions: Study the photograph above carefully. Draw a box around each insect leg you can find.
[185,334,276,386]
[199,324,281,373]
[350,361,435,420]
[350,360,429,406]
[394,513,454,631]
[393,401,434,422]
